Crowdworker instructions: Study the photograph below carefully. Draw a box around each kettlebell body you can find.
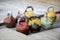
[4,16,16,28]
[16,14,22,23]
[25,11,34,18]
[28,16,41,33]
[41,17,52,30]
[47,11,56,22]
[16,17,29,35]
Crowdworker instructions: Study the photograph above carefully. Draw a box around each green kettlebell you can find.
[41,13,53,30]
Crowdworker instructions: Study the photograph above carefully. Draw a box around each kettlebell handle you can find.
[47,7,54,12]
[25,6,34,12]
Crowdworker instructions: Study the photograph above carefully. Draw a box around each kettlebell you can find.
[16,17,29,35]
[41,13,53,30]
[47,7,56,23]
[24,6,34,18]
[4,13,16,28]
[28,16,41,33]
[16,11,22,23]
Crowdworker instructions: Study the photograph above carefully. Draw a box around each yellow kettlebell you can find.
[24,6,34,18]
[28,17,34,26]
[28,16,41,26]
[47,7,56,22]
[28,16,41,32]
[34,17,41,26]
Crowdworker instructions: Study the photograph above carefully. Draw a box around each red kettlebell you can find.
[16,17,29,35]
[16,11,22,19]
[4,13,16,28]
[16,11,22,23]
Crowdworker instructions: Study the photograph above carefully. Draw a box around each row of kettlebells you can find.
[4,6,56,35]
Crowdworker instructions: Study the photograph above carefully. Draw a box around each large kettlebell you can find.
[41,13,53,30]
[28,16,41,33]
[47,7,56,23]
[24,6,34,18]
[16,17,29,35]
